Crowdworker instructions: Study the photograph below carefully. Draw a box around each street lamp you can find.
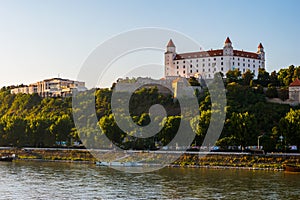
[257,135,263,150]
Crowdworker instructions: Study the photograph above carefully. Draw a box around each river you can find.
[0,161,299,199]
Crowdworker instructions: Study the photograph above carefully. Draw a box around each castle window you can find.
[259,61,261,63]
[177,71,179,75]
[190,70,192,73]
[248,64,250,67]
[233,57,235,60]
[203,59,205,62]
[253,60,255,63]
[196,64,198,67]
[203,64,205,67]
[208,59,210,61]
[221,57,223,60]
[177,61,179,64]
[196,59,198,62]
[203,69,205,72]
[214,58,216,61]
[190,60,192,63]
[238,58,240,61]
[253,65,255,68]
[208,68,211,72]
[196,69,199,72]
[248,59,250,62]
[183,70,185,74]
[190,65,193,68]
[208,63,211,66]
[221,67,224,71]
[177,66,179,69]
[243,59,245,61]
[183,65,185,69]
[243,69,245,72]
[233,62,235,65]
[221,62,223,65]
[243,63,245,67]
[253,70,255,74]
[238,63,240,66]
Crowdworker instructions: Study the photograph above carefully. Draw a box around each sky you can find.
[0,0,300,88]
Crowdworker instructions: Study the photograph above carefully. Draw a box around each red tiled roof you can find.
[258,43,264,48]
[290,78,300,87]
[233,50,260,59]
[174,49,260,60]
[167,39,175,47]
[225,37,232,44]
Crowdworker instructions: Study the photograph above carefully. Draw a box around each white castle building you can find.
[164,37,265,79]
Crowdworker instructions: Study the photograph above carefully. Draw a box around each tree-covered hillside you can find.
[1,65,300,151]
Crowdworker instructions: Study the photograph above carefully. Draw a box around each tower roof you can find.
[258,43,264,48]
[167,39,175,47]
[225,37,232,44]
[290,78,300,87]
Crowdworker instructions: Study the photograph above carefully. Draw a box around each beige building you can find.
[11,78,86,97]
[289,78,300,102]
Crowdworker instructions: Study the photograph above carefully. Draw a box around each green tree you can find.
[226,69,241,83]
[242,69,254,86]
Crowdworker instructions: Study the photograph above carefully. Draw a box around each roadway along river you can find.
[0,161,299,199]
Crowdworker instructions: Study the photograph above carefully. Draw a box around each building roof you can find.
[174,49,260,60]
[258,43,264,48]
[290,78,300,87]
[167,39,175,47]
[225,37,232,44]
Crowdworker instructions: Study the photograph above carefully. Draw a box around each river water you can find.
[0,161,299,199]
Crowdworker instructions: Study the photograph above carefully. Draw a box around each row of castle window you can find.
[176,63,260,69]
[174,58,261,64]
[176,68,256,75]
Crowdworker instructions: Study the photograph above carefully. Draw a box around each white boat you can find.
[95,161,143,167]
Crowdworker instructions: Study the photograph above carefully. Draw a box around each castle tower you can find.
[223,37,233,56]
[257,43,265,68]
[165,39,176,77]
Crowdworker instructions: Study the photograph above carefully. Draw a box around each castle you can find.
[164,37,265,79]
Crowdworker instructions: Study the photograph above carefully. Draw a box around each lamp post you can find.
[257,135,263,150]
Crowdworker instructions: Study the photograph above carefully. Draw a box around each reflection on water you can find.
[0,161,299,199]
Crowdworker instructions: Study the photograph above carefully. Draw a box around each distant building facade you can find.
[164,37,265,79]
[289,78,300,103]
[11,78,86,97]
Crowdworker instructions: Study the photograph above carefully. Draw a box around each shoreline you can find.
[1,148,299,171]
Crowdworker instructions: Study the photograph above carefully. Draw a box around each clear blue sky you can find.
[0,0,299,88]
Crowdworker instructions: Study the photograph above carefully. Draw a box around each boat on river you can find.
[284,164,300,172]
[95,161,143,167]
[0,155,15,162]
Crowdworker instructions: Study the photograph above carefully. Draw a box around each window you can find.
[190,70,192,73]
[221,57,223,60]
[253,64,255,68]
[203,59,205,62]
[203,64,205,67]
[253,70,255,74]
[253,60,255,63]
[196,64,198,67]
[177,66,179,69]
[208,68,210,72]
[183,61,185,63]
[183,65,185,69]
[221,67,224,71]
[248,59,250,62]
[238,58,240,61]
[221,62,223,65]
[177,61,179,64]
[177,71,179,75]
[248,64,250,67]
[243,69,245,72]
[190,65,193,68]
[259,61,261,63]
[233,57,235,60]
[238,63,240,66]
[243,63,245,67]
[183,70,185,74]
[190,60,192,63]
[208,58,210,61]
[243,58,245,61]
[196,59,198,62]
[196,69,199,72]
[203,69,205,72]
[214,58,216,61]
[233,62,235,65]
[208,63,211,66]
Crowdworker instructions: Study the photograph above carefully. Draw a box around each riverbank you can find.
[1,148,299,170]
